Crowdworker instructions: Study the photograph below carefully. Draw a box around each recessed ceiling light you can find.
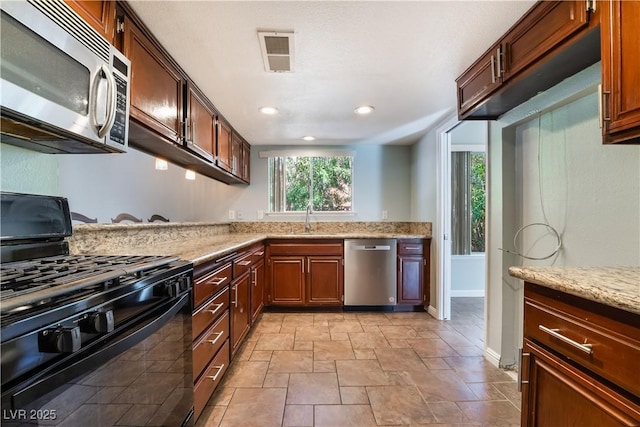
[259,106,278,115]
[354,105,375,115]
[302,136,315,141]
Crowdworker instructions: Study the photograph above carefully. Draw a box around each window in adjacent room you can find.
[451,151,486,253]
[267,155,353,212]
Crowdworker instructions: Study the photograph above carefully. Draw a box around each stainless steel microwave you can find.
[0,0,130,154]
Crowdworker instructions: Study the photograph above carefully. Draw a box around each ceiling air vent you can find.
[258,31,294,72]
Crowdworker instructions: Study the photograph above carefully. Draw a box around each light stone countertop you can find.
[508,266,640,315]
[72,231,430,266]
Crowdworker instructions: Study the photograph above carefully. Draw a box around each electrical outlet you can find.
[382,210,388,220]
[257,210,264,220]
[228,210,236,220]
[237,211,244,220]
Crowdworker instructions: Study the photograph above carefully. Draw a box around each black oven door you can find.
[1,293,193,427]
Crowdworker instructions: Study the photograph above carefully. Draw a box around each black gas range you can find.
[0,192,194,426]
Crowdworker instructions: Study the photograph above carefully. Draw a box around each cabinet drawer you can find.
[398,241,423,255]
[194,339,230,421]
[524,293,640,397]
[194,263,232,308]
[268,240,344,256]
[193,287,229,341]
[233,252,253,277]
[251,247,265,265]
[193,310,229,381]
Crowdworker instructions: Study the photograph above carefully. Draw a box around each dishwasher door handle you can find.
[354,245,391,251]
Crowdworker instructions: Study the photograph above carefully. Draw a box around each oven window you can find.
[3,305,193,427]
[0,11,90,115]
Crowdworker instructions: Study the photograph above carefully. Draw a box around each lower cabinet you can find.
[230,271,251,357]
[194,339,230,420]
[520,283,640,426]
[397,239,430,306]
[266,240,344,307]
[250,259,265,324]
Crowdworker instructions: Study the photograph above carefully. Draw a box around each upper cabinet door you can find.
[65,1,115,43]
[241,141,251,183]
[601,0,640,144]
[501,1,589,80]
[456,41,503,118]
[186,83,216,161]
[122,15,184,144]
[216,119,232,172]
[231,133,242,176]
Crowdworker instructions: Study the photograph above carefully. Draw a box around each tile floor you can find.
[196,298,521,426]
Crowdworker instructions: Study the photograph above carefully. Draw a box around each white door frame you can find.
[433,113,459,321]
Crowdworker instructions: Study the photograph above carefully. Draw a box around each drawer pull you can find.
[206,303,224,316]
[236,260,251,266]
[255,251,265,256]
[209,277,227,286]
[539,325,593,354]
[207,364,225,381]
[206,331,224,346]
[403,246,421,250]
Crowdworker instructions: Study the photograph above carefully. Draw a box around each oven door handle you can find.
[9,293,190,409]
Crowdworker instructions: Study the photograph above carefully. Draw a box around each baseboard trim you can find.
[484,347,501,368]
[427,305,440,320]
[451,290,485,297]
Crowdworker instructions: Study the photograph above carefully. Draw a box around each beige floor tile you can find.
[219,388,286,427]
[457,400,521,426]
[367,385,436,425]
[222,361,269,388]
[314,313,346,324]
[196,405,226,427]
[357,314,392,325]
[314,404,377,427]
[353,349,377,359]
[492,381,522,410]
[282,314,315,328]
[454,363,516,383]
[374,348,428,372]
[411,369,477,401]
[340,386,369,404]
[286,372,341,404]
[282,405,314,427]
[235,341,256,361]
[436,329,476,348]
[279,326,298,334]
[378,325,419,340]
[336,359,391,386]
[263,373,290,388]
[428,401,468,424]
[254,333,295,351]
[249,350,273,361]
[421,357,452,370]
[454,346,485,357]
[417,330,440,339]
[348,332,390,349]
[361,324,381,333]
[208,386,235,406]
[329,320,364,333]
[294,340,314,351]
[251,322,282,334]
[295,326,330,341]
[410,337,458,358]
[269,350,313,373]
[468,382,509,401]
[314,360,337,373]
[314,340,355,361]
[330,332,349,341]
[387,339,412,348]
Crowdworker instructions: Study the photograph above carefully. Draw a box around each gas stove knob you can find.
[39,327,81,353]
[164,281,180,297]
[80,311,114,333]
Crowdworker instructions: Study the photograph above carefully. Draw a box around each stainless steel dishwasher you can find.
[344,239,397,307]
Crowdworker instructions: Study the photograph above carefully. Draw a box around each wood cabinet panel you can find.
[231,133,242,177]
[122,15,183,143]
[185,83,215,161]
[398,255,423,305]
[456,42,502,118]
[602,0,640,144]
[502,1,589,79]
[193,310,229,381]
[242,141,251,183]
[192,287,229,341]
[216,119,232,172]
[230,271,251,356]
[307,256,343,305]
[194,263,231,309]
[251,259,265,323]
[521,339,640,426]
[268,241,344,256]
[194,339,229,421]
[65,0,115,43]
[269,256,305,305]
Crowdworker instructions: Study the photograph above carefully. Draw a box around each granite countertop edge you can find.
[508,266,640,316]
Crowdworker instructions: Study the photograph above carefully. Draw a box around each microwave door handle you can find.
[93,65,117,139]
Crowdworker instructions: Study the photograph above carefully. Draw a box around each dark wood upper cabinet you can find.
[65,1,115,43]
[216,118,232,172]
[601,0,640,144]
[456,0,600,120]
[122,15,183,144]
[185,83,216,162]
[231,132,242,177]
[241,141,251,183]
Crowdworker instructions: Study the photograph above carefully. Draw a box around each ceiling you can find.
[128,1,536,146]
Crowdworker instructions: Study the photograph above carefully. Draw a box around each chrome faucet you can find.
[304,204,313,233]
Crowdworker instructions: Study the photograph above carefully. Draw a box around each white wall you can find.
[451,255,485,296]
[485,62,640,369]
[1,142,413,223]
